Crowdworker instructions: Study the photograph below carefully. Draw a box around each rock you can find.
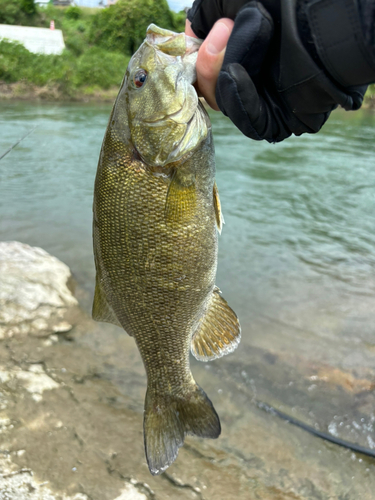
[113,484,148,500]
[0,244,374,499]
[0,454,90,500]
[0,241,79,339]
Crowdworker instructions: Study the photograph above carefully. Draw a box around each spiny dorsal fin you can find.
[92,277,123,330]
[191,287,241,361]
[213,181,224,234]
[165,170,196,224]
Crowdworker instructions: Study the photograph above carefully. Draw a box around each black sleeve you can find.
[188,0,375,87]
[297,0,375,87]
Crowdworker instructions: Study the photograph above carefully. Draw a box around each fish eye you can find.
[133,69,148,88]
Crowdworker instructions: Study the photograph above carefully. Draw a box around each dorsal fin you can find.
[191,287,241,361]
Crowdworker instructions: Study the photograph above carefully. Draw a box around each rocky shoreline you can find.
[1,241,374,499]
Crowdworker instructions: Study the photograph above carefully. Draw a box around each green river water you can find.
[1,101,375,498]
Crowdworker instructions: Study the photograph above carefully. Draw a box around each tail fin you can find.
[144,384,221,475]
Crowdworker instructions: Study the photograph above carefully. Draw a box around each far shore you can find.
[1,80,375,109]
[0,81,119,103]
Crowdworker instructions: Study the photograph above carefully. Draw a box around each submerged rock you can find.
[0,241,79,339]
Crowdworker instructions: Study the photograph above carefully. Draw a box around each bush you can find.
[89,0,180,55]
[0,38,129,94]
[73,47,129,88]
[0,0,37,25]
[20,0,36,16]
[170,10,186,33]
[0,40,74,86]
[65,6,82,20]
[0,40,34,82]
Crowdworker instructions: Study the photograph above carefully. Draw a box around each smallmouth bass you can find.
[92,24,241,475]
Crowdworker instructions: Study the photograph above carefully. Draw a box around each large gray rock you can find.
[0,241,79,339]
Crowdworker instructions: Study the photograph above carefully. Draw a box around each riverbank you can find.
[0,1,185,102]
[1,242,374,500]
[1,80,375,108]
[0,80,119,102]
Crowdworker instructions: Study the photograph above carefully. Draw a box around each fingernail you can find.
[206,22,230,55]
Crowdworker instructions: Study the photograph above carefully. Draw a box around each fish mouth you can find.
[133,101,208,167]
[168,100,196,124]
[144,71,198,126]
[145,101,195,126]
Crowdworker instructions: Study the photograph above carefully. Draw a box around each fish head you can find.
[123,24,209,167]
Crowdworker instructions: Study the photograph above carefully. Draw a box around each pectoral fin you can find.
[165,170,196,224]
[191,287,241,361]
[213,182,224,234]
[92,277,123,329]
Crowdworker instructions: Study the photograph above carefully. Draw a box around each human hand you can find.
[187,0,369,143]
[185,17,234,110]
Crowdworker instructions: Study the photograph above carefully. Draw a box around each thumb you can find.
[195,18,234,110]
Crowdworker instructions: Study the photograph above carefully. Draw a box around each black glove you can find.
[188,0,375,143]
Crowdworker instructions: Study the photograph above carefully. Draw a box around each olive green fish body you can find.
[94,113,216,379]
[93,25,241,475]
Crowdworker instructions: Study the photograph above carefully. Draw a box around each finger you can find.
[221,2,274,76]
[196,18,234,110]
[214,4,277,140]
[216,63,289,142]
[185,19,197,38]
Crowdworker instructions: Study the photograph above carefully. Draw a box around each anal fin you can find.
[92,277,123,329]
[191,287,241,361]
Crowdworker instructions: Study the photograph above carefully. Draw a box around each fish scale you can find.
[95,131,215,380]
[93,24,241,475]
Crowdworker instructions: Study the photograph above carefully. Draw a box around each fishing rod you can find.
[256,399,375,459]
[0,126,37,161]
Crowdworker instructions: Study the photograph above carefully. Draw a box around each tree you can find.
[0,0,36,25]
[89,0,183,55]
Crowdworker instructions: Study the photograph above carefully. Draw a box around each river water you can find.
[1,101,375,496]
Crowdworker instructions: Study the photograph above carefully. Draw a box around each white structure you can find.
[0,24,65,55]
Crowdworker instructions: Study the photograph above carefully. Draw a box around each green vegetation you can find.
[89,0,184,54]
[0,40,130,96]
[363,84,375,109]
[0,0,186,99]
[0,0,37,25]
